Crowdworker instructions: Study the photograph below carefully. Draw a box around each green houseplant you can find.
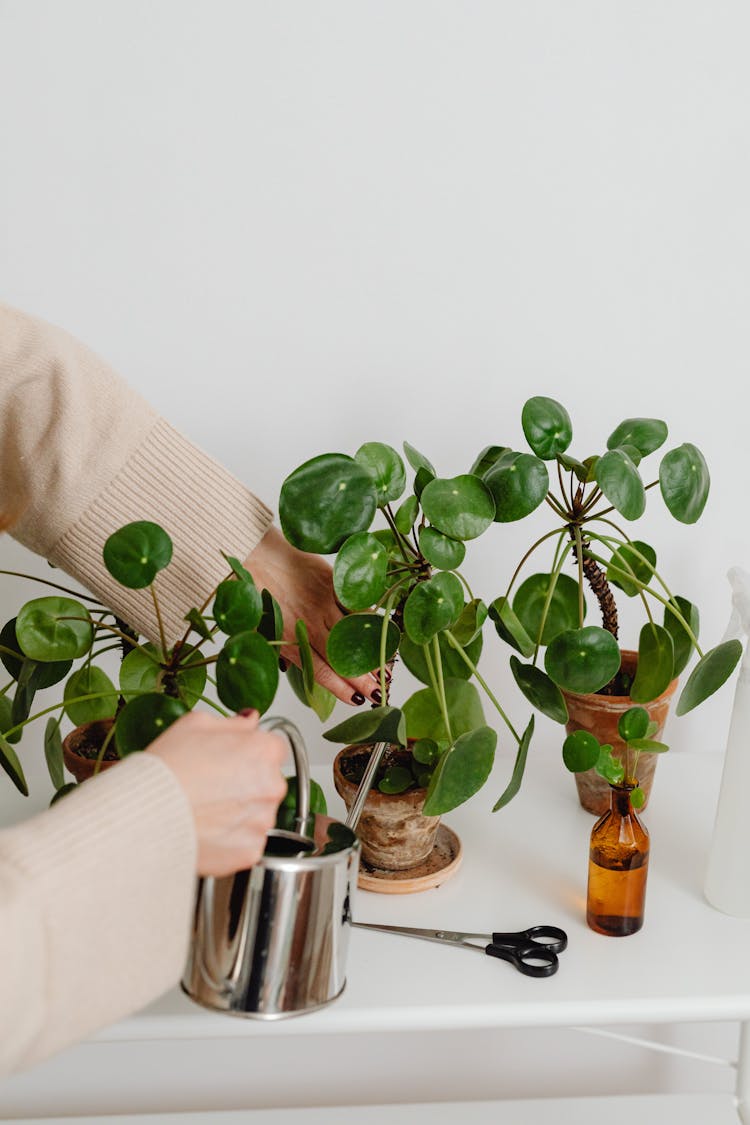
[478,396,742,812]
[278,441,534,873]
[0,520,285,801]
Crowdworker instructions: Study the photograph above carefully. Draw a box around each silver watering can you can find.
[181,717,361,1019]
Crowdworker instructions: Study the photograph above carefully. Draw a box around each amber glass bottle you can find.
[587,783,649,936]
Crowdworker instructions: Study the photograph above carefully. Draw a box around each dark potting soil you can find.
[340,747,412,786]
[598,669,635,697]
[73,737,120,762]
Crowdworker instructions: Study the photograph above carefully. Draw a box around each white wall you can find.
[1,0,749,770]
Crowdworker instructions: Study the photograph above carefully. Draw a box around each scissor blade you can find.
[351,922,467,946]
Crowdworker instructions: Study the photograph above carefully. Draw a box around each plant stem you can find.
[3,693,120,739]
[452,570,474,600]
[93,720,118,776]
[0,680,13,697]
[197,695,230,717]
[573,525,585,627]
[382,506,417,563]
[444,630,521,743]
[545,494,569,520]
[432,634,453,744]
[0,570,106,605]
[150,584,168,661]
[504,527,568,600]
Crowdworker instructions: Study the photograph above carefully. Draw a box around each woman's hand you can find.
[149,709,288,877]
[244,525,381,706]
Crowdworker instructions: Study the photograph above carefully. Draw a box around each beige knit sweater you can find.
[0,304,274,1074]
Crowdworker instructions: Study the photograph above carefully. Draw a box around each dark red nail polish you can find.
[372,689,382,704]
[239,708,257,718]
[352,692,365,705]
[279,657,289,672]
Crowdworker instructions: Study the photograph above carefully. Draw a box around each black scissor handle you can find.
[484,940,559,977]
[492,926,568,955]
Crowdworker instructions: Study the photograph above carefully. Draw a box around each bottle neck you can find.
[610,783,635,816]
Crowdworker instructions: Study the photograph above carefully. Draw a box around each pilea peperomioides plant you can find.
[477,396,742,789]
[279,441,534,816]
[0,520,285,800]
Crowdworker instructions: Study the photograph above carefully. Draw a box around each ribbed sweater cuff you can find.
[0,753,196,1069]
[50,417,274,644]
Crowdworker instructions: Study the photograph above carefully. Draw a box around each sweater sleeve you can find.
[0,303,274,643]
[0,752,196,1075]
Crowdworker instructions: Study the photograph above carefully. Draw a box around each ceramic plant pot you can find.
[562,649,678,816]
[62,719,119,783]
[333,744,440,871]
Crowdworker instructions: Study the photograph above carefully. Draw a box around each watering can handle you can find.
[196,716,312,995]
[261,715,311,832]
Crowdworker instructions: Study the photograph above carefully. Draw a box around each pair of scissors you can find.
[351,922,568,977]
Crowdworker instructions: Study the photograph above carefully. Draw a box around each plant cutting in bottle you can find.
[563,705,665,808]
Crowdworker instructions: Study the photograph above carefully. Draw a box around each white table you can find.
[2,748,749,1121]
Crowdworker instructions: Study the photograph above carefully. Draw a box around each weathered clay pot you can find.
[62,719,120,783]
[562,649,678,815]
[333,744,440,871]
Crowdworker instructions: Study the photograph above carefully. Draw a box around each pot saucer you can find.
[357,824,462,894]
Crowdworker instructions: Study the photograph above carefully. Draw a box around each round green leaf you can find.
[562,730,600,773]
[412,738,439,766]
[0,618,71,687]
[216,631,279,714]
[64,666,118,725]
[213,577,263,635]
[595,745,625,784]
[355,442,407,506]
[512,573,581,647]
[259,589,284,643]
[676,639,743,717]
[419,526,466,570]
[286,663,337,722]
[484,453,549,523]
[44,717,65,790]
[403,573,464,645]
[16,597,93,662]
[420,475,495,541]
[492,714,535,811]
[510,656,568,724]
[607,418,668,458]
[394,495,419,535]
[618,705,650,742]
[403,442,436,476]
[120,644,207,708]
[103,521,173,589]
[279,453,378,553]
[545,626,621,694]
[116,693,188,755]
[489,596,535,658]
[663,596,699,677]
[414,466,436,498]
[521,397,573,460]
[595,450,646,521]
[631,623,675,703]
[399,630,483,684]
[0,732,28,795]
[450,598,488,646]
[333,532,389,611]
[323,704,406,748]
[403,679,484,742]
[470,445,512,479]
[630,786,646,809]
[379,766,414,795]
[422,726,496,815]
[606,540,657,597]
[326,614,400,677]
[659,443,710,524]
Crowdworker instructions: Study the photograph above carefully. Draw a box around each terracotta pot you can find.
[62,719,120,783]
[333,744,440,871]
[562,649,678,816]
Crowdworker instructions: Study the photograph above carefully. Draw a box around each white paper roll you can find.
[704,568,750,916]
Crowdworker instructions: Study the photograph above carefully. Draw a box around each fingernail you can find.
[239,708,258,718]
[352,692,365,705]
[279,657,289,672]
[372,689,382,705]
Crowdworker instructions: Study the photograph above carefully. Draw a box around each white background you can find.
[0,2,749,793]
[0,2,749,1111]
